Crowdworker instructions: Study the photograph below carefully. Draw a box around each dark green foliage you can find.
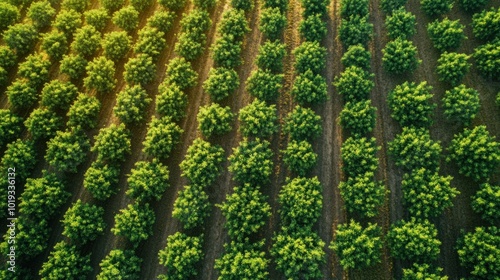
[18,53,51,88]
[62,0,89,12]
[60,54,87,80]
[339,172,385,217]
[388,81,435,127]
[175,32,205,61]
[42,30,68,61]
[211,35,242,68]
[256,40,286,72]
[0,3,19,32]
[131,0,153,11]
[180,138,225,185]
[271,230,325,280]
[84,162,119,200]
[380,0,408,14]
[124,54,156,86]
[193,0,215,9]
[472,183,500,223]
[387,218,441,262]
[97,250,142,280]
[6,79,38,109]
[111,203,155,244]
[0,46,17,69]
[218,184,271,240]
[67,93,100,129]
[246,69,283,102]
[84,56,116,93]
[197,103,234,137]
[180,8,211,35]
[3,23,38,55]
[238,99,278,137]
[299,14,327,42]
[92,123,131,163]
[0,110,22,148]
[0,66,6,87]
[102,31,130,61]
[27,1,55,29]
[218,9,250,40]
[389,127,441,171]
[39,242,92,280]
[457,226,500,279]
[294,41,326,74]
[1,139,36,180]
[447,125,500,182]
[2,216,50,260]
[100,0,124,11]
[203,67,239,101]
[143,116,184,159]
[402,264,448,280]
[330,220,383,270]
[386,8,416,39]
[334,66,374,102]
[279,176,322,229]
[84,8,109,31]
[114,85,152,124]
[54,9,82,35]
[134,27,166,62]
[62,200,106,244]
[112,6,139,33]
[341,44,371,69]
[231,0,253,11]
[71,25,101,57]
[300,0,328,16]
[420,0,453,17]
[282,140,317,176]
[340,0,369,18]
[474,41,500,79]
[339,15,373,48]
[339,100,376,137]
[291,69,328,105]
[442,85,479,126]
[156,83,187,121]
[164,57,198,89]
[159,0,187,10]
[458,0,489,13]
[172,185,210,229]
[341,137,379,178]
[146,10,176,33]
[402,168,458,218]
[472,7,500,42]
[158,233,203,280]
[41,80,78,111]
[427,18,466,52]
[24,108,63,140]
[215,241,269,280]
[260,7,286,40]
[228,138,273,186]
[126,159,169,202]
[436,52,470,86]
[284,105,322,141]
[382,38,420,74]
[45,129,90,173]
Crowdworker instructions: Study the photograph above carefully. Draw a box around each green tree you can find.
[231,0,253,11]
[382,38,421,74]
[260,7,286,40]
[71,25,101,57]
[284,105,322,141]
[436,52,470,86]
[146,10,176,33]
[84,8,109,31]
[339,100,376,137]
[24,108,63,140]
[172,185,210,229]
[457,226,500,279]
[339,172,385,218]
[100,0,124,11]
[175,32,206,61]
[39,242,92,280]
[111,203,155,244]
[282,140,318,176]
[388,81,435,127]
[2,216,50,260]
[27,1,55,29]
[83,162,119,200]
[341,137,379,178]
[114,85,152,124]
[3,23,38,55]
[279,176,322,229]
[211,35,242,68]
[472,7,500,42]
[203,67,239,101]
[197,103,234,137]
[53,9,82,35]
[60,54,87,80]
[246,69,283,102]
[18,53,51,89]
[46,129,90,173]
[62,200,106,244]
[84,56,116,93]
[294,41,326,74]
[402,264,448,280]
[131,0,153,11]
[402,168,458,218]
[330,220,382,270]
[291,69,328,105]
[339,15,373,48]
[442,85,479,126]
[420,0,453,17]
[143,116,183,159]
[41,30,68,61]
[458,0,488,13]
[447,126,500,182]
[41,80,79,111]
[228,138,273,185]
[472,183,500,223]
[156,83,187,121]
[380,0,408,14]
[92,123,131,163]
[238,99,278,137]
[112,6,139,33]
[215,241,269,280]
[341,0,369,17]
[6,79,38,109]
[427,18,466,52]
[0,46,17,69]
[341,44,371,70]
[124,54,156,86]
[474,41,500,79]
[334,66,374,102]
[102,31,130,61]
[67,93,101,129]
[0,3,19,32]
[164,57,198,89]
[218,184,271,240]
[97,250,142,280]
[180,138,225,186]
[1,139,36,180]
[126,159,169,202]
[386,8,416,39]
[218,9,250,40]
[0,110,22,148]
[159,0,187,10]
[301,0,328,16]
[389,127,441,171]
[256,40,286,72]
[158,232,203,280]
[62,0,89,12]
[134,27,166,62]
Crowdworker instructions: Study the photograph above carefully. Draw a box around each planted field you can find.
[0,0,499,279]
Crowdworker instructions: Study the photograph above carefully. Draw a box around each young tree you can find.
[203,67,239,101]
[238,99,278,138]
[458,0,488,13]
[380,0,408,14]
[24,108,63,140]
[53,9,82,35]
[0,110,22,148]
[427,18,466,52]
[447,126,500,182]
[338,15,373,48]
[62,200,106,245]
[39,242,92,280]
[256,40,286,73]
[334,66,374,102]
[341,137,378,178]
[341,44,371,70]
[231,0,253,11]
[215,241,269,280]
[1,139,36,180]
[193,0,215,8]
[385,8,416,39]
[126,159,170,202]
[457,226,500,279]
[179,8,211,37]
[62,0,89,12]
[158,232,203,280]
[112,6,139,33]
[101,0,124,11]
[131,0,153,11]
[2,216,50,260]
[0,2,19,32]
[294,41,326,74]
[330,220,382,270]
[388,81,435,127]
[84,162,119,200]
[92,123,131,164]
[291,69,328,105]
[218,184,271,241]
[180,138,225,186]
[45,129,90,173]
[382,38,421,74]
[175,32,206,61]
[102,31,130,61]
[339,100,376,137]
[339,172,385,218]
[282,140,318,176]
[472,7,500,42]
[143,116,184,159]
[402,264,448,280]
[71,25,102,57]
[164,57,198,89]
[420,0,453,17]
[197,103,233,137]
[67,93,101,129]
[402,168,458,218]
[472,183,500,223]
[218,9,250,40]
[134,27,166,62]
[284,105,322,141]
[159,0,187,10]
[300,0,328,16]
[111,203,155,244]
[279,176,322,229]
[60,54,87,80]
[436,52,470,86]
[97,250,142,280]
[114,85,152,124]
[84,56,116,94]
[389,127,441,171]
[124,54,156,86]
[387,218,441,262]
[211,34,243,68]
[42,30,68,61]
[228,138,273,186]
[18,53,51,89]
[0,46,17,69]
[474,41,500,80]
[27,1,55,29]
[41,80,79,111]
[146,10,176,33]
[340,0,368,18]
[246,69,283,102]
[84,8,110,31]
[156,83,187,121]
[442,85,479,126]
[260,7,286,40]
[6,79,38,109]
[172,185,210,229]
[3,23,38,55]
